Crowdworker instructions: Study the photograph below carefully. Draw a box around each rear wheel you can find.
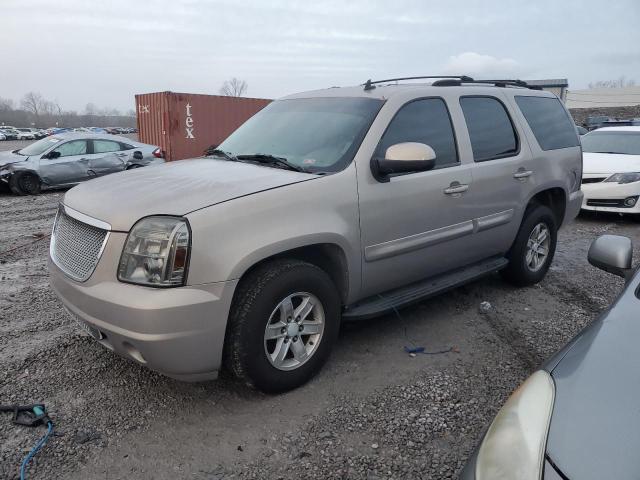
[501,204,557,286]
[223,259,341,393]
[9,171,41,196]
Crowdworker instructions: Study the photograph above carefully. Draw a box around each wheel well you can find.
[239,244,349,304]
[527,188,566,226]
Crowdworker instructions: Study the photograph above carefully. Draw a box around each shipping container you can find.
[135,91,271,161]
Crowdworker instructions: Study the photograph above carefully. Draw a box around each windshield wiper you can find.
[236,153,308,173]
[205,148,238,161]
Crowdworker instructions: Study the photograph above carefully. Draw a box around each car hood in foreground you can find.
[0,150,27,169]
[63,158,318,231]
[582,151,640,175]
[546,270,640,479]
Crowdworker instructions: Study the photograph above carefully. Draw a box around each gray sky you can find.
[2,0,639,113]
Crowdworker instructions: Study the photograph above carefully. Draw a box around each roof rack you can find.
[363,76,474,90]
[362,76,542,91]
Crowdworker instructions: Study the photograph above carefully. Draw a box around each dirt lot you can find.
[0,188,638,480]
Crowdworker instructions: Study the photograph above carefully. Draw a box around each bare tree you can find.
[588,76,636,89]
[20,92,45,117]
[84,102,98,115]
[0,97,14,111]
[219,77,248,97]
[40,100,59,116]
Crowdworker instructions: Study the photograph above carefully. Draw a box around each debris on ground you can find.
[478,301,492,314]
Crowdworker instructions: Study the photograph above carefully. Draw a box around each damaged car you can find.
[0,132,163,195]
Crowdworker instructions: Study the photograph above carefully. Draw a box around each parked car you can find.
[0,132,163,195]
[23,128,47,139]
[16,128,36,140]
[580,126,640,219]
[462,234,639,480]
[575,125,588,135]
[0,132,5,141]
[87,127,107,134]
[585,115,613,131]
[0,128,18,140]
[47,77,583,393]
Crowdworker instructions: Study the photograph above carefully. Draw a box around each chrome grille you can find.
[51,208,108,281]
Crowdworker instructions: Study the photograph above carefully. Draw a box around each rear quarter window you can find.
[515,96,579,151]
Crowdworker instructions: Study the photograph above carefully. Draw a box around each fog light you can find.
[624,196,638,207]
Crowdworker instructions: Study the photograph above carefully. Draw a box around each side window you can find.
[460,97,518,162]
[375,98,458,168]
[53,140,88,157]
[515,96,579,150]
[93,140,122,153]
[120,143,135,150]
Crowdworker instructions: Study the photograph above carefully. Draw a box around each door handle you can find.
[443,182,469,195]
[513,169,533,180]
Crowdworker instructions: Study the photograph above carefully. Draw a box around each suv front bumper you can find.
[49,257,238,381]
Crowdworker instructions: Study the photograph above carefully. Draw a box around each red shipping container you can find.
[135,91,271,161]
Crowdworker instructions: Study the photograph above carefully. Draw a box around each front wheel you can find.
[9,171,41,196]
[223,259,341,393]
[501,204,557,286]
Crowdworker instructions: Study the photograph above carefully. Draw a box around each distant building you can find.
[566,86,640,109]
[525,79,569,101]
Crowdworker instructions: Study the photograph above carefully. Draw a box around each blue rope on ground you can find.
[20,421,53,480]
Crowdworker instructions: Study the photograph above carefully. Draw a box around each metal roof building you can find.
[524,79,569,101]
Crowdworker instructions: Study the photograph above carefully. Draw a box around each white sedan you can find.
[16,128,36,140]
[581,126,640,218]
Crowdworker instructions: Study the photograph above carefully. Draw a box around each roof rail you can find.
[362,76,474,90]
[362,76,542,91]
[469,79,538,89]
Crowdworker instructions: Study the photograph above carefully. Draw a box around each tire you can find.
[9,171,41,196]
[223,259,341,393]
[501,204,557,287]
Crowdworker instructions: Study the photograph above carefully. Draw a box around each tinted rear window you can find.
[515,96,579,151]
[460,96,518,162]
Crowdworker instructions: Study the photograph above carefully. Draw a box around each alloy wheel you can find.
[525,222,550,272]
[263,292,325,371]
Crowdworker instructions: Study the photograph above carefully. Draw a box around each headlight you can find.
[118,216,190,287]
[604,172,640,184]
[476,370,555,480]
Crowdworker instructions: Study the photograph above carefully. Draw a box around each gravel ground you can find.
[1,188,638,480]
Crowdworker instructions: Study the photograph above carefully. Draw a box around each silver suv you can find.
[48,76,583,392]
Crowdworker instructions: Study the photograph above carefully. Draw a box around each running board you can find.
[342,256,508,320]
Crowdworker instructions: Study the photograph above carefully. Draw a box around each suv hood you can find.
[546,270,640,479]
[582,151,640,175]
[63,158,318,231]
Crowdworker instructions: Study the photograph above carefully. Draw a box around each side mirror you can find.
[45,151,61,159]
[371,142,436,182]
[588,235,633,279]
[132,151,143,160]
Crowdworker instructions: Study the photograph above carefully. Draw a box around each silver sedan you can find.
[0,132,164,195]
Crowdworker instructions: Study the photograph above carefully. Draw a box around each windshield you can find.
[17,136,62,156]
[217,97,384,173]
[581,131,640,155]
